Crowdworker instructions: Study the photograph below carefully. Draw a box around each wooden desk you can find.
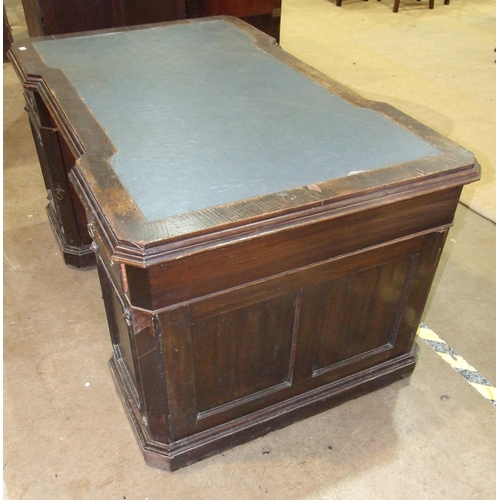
[9,18,480,471]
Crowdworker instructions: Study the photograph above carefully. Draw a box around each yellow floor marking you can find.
[417,324,496,406]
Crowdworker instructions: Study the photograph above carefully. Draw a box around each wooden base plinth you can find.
[46,205,95,269]
[109,344,418,472]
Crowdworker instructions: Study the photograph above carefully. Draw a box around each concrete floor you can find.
[3,2,496,499]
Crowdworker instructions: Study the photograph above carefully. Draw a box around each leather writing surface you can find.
[33,20,440,221]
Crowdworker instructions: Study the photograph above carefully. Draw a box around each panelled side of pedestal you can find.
[99,186,462,471]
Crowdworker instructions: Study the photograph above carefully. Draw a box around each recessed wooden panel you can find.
[300,255,417,378]
[191,293,297,415]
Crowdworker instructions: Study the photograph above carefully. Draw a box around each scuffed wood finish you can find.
[8,18,480,471]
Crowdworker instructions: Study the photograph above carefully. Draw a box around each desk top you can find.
[32,20,439,222]
[10,17,479,258]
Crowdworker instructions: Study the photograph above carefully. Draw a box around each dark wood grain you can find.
[19,0,280,39]
[186,0,281,40]
[191,292,297,414]
[126,187,461,310]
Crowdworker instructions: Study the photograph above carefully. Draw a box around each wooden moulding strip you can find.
[109,343,417,471]
[71,162,475,270]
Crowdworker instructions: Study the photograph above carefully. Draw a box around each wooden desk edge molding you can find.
[8,17,480,471]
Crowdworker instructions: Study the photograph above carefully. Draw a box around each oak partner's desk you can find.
[9,18,480,471]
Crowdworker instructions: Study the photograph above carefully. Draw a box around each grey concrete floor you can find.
[3,2,496,499]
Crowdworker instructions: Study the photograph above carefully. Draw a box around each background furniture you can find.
[336,0,374,6]
[20,0,281,39]
[335,0,449,12]
[393,0,434,12]
[3,5,13,61]
[393,0,451,12]
[9,17,480,471]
